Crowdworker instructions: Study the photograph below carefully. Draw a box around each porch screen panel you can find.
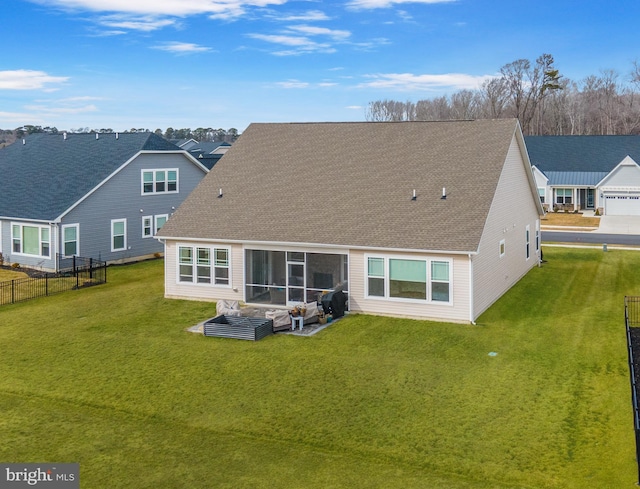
[245,250,286,304]
[389,259,426,300]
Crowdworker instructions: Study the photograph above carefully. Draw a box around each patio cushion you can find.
[266,309,291,332]
[216,300,241,317]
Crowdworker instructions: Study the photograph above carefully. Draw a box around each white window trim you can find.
[525,224,531,260]
[499,239,506,258]
[364,254,453,305]
[10,222,52,258]
[176,244,232,288]
[535,219,540,253]
[142,216,153,239]
[141,168,179,195]
[111,218,127,252]
[61,223,80,258]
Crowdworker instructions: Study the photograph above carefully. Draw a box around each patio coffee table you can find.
[291,316,304,331]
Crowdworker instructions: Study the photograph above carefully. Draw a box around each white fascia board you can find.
[159,236,478,256]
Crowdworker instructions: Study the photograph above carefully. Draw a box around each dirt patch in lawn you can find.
[541,212,601,228]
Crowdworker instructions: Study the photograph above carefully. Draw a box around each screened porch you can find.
[245,250,348,306]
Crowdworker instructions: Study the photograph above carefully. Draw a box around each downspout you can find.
[468,253,475,325]
[53,222,59,272]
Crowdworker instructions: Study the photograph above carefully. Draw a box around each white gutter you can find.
[155,235,480,257]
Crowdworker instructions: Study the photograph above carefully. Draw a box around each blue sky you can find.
[2,0,639,132]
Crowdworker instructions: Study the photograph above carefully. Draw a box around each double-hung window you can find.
[111,219,127,252]
[367,257,385,297]
[155,214,168,233]
[556,188,572,204]
[142,214,169,238]
[62,224,79,257]
[525,225,530,260]
[431,261,450,302]
[11,223,51,258]
[142,216,153,238]
[178,245,230,286]
[366,255,451,303]
[142,169,178,194]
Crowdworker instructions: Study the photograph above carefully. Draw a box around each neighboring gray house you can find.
[526,135,640,215]
[0,132,208,271]
[186,141,232,170]
[157,120,543,323]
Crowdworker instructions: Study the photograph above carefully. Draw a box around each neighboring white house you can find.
[526,135,640,215]
[157,120,543,323]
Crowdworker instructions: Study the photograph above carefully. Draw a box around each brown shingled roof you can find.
[158,119,521,252]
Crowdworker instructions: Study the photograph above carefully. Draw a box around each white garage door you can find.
[605,195,640,216]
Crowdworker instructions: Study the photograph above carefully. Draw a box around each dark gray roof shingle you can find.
[0,132,179,221]
[159,120,523,253]
[525,135,640,172]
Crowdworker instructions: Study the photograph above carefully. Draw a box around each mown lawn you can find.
[0,249,637,488]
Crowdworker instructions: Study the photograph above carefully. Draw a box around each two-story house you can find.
[0,132,208,271]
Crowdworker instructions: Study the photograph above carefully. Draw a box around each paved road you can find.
[542,231,640,246]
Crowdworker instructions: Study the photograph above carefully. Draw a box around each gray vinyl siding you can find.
[58,153,206,264]
[472,135,541,319]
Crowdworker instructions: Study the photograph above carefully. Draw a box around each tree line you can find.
[6,126,241,143]
[366,54,640,136]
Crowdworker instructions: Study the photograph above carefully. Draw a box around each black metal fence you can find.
[0,256,107,306]
[624,296,640,484]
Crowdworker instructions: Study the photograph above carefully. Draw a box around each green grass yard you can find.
[0,248,637,488]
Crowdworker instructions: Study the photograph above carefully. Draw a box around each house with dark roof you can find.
[186,141,231,170]
[157,120,543,323]
[0,132,208,271]
[526,135,640,215]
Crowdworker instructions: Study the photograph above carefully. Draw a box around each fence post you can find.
[45,274,48,296]
[11,279,15,304]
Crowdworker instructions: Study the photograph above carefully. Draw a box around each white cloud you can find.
[97,15,177,31]
[287,25,351,40]
[347,0,455,8]
[247,33,334,55]
[276,80,310,88]
[28,0,288,17]
[359,72,497,91]
[0,70,68,90]
[272,10,330,21]
[153,41,213,54]
[346,105,363,110]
